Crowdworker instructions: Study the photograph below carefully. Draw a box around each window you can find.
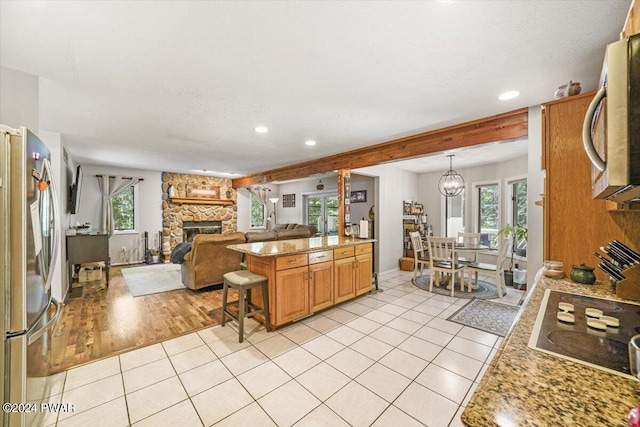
[477,183,499,248]
[511,179,528,227]
[306,194,338,235]
[112,186,135,231]
[250,193,266,228]
[445,193,465,237]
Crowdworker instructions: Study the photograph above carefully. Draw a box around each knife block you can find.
[615,265,640,302]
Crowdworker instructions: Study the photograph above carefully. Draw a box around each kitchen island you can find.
[227,236,376,327]
[462,272,640,426]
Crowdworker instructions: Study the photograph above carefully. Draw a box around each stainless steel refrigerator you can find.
[1,125,61,427]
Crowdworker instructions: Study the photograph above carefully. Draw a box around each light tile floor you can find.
[31,270,524,427]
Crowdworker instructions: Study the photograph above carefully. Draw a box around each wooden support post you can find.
[338,169,351,237]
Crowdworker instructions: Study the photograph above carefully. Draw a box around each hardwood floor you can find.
[46,264,236,374]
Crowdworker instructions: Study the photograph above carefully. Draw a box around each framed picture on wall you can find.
[283,194,295,208]
[350,190,367,203]
[186,184,220,199]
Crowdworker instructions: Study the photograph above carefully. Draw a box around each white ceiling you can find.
[0,1,630,177]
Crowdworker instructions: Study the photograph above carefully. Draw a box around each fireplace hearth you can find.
[183,220,222,242]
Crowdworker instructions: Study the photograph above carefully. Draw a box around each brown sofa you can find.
[245,224,317,243]
[180,225,318,290]
[181,232,246,290]
[273,223,318,236]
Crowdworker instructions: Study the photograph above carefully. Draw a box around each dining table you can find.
[422,239,490,291]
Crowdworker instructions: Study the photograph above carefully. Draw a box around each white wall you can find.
[236,189,251,232]
[349,174,375,226]
[353,164,419,274]
[0,66,39,131]
[76,164,163,264]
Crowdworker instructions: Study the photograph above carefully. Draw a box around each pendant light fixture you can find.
[316,180,324,190]
[438,155,465,197]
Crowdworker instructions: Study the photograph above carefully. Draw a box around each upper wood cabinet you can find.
[542,93,640,282]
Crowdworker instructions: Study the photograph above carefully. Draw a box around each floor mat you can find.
[121,263,185,297]
[447,298,521,337]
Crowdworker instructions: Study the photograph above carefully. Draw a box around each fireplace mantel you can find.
[170,197,233,206]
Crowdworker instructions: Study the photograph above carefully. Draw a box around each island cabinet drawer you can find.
[309,250,333,264]
[276,254,308,270]
[355,243,372,255]
[334,246,355,260]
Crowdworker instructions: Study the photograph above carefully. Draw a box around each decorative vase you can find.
[504,270,514,287]
[570,263,596,284]
[554,81,582,99]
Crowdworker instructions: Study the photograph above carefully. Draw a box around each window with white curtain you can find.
[250,192,266,228]
[113,185,137,232]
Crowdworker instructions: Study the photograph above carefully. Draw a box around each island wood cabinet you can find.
[334,258,356,303]
[309,250,334,312]
[246,242,372,327]
[275,265,309,324]
[334,246,356,303]
[354,243,373,296]
[334,244,373,303]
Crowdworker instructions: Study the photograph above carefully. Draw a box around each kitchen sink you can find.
[528,289,640,379]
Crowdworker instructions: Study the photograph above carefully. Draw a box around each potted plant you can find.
[497,223,528,287]
[149,249,159,263]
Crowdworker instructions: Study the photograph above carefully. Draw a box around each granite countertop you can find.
[227,236,376,257]
[462,271,640,427]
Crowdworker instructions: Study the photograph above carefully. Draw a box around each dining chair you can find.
[426,236,467,297]
[464,236,510,297]
[457,232,481,264]
[409,231,430,282]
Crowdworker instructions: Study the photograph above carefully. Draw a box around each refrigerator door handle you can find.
[40,158,59,292]
[27,297,60,345]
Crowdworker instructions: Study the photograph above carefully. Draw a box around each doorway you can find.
[306,194,339,235]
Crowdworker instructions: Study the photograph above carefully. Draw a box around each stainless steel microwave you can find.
[582,33,640,203]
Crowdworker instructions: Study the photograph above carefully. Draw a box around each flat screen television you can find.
[69,165,83,214]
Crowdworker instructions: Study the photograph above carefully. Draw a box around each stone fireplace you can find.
[161,172,237,254]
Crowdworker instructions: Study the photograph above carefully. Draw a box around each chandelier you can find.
[438,155,465,197]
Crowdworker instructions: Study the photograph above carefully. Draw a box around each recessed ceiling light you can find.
[254,126,268,133]
[305,140,316,146]
[498,90,521,101]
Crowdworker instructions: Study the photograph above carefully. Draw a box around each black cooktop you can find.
[529,289,640,378]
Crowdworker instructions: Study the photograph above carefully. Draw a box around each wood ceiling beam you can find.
[232,108,528,188]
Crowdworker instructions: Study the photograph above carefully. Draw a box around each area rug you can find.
[412,274,499,299]
[121,263,185,297]
[447,298,521,337]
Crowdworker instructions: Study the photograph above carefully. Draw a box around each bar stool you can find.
[221,270,271,343]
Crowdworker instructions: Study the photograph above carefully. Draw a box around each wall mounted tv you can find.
[69,165,83,214]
